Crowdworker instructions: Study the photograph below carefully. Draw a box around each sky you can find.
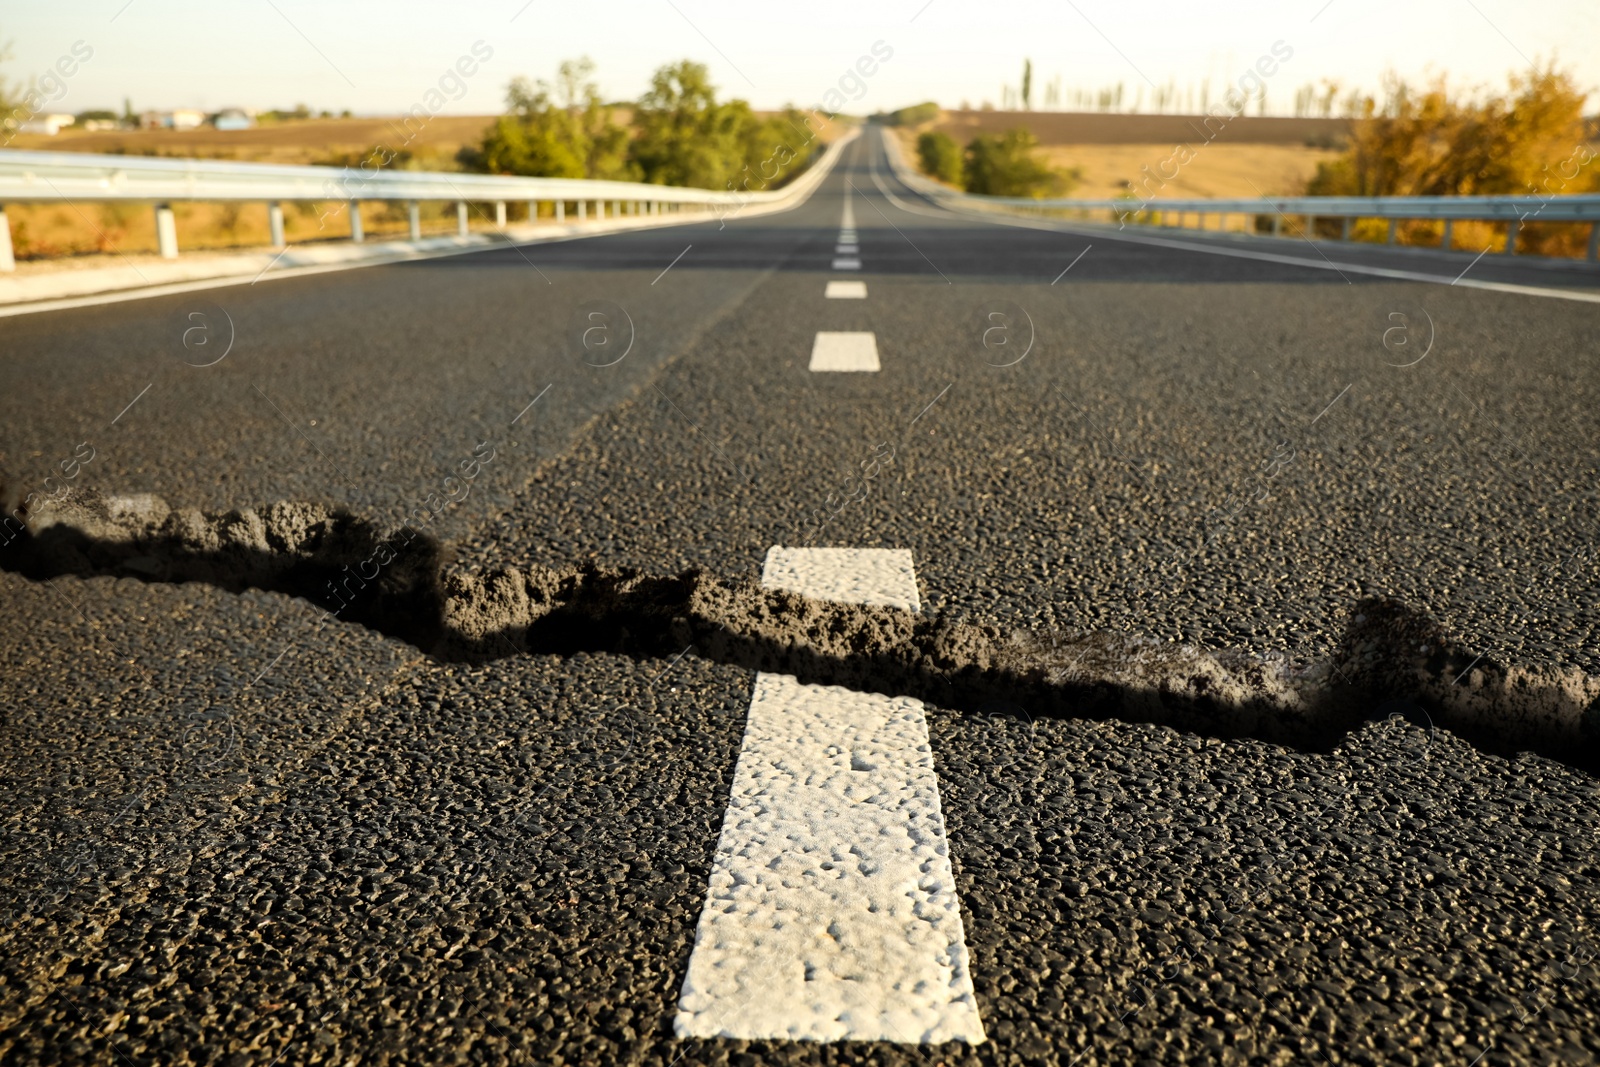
[4,0,1597,118]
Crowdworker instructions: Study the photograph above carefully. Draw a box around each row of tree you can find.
[457,58,817,191]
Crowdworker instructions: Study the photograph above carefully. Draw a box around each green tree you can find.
[1021,59,1032,111]
[460,58,633,180]
[963,128,1071,196]
[735,106,815,192]
[462,57,816,191]
[916,130,962,184]
[628,60,754,188]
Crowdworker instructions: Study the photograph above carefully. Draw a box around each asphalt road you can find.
[3,128,1599,1066]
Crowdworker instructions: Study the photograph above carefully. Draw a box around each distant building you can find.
[18,113,75,135]
[82,119,120,131]
[211,108,255,131]
[138,108,210,130]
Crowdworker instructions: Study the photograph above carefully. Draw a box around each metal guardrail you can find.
[0,137,847,269]
[881,130,1600,261]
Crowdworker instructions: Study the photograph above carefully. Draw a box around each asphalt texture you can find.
[3,128,1600,1066]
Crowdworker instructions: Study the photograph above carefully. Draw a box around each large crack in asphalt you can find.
[6,487,1599,773]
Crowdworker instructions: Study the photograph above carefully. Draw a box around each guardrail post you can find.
[268,201,286,248]
[1271,214,1282,237]
[155,203,179,259]
[349,201,363,243]
[456,201,468,237]
[1341,217,1351,241]
[1386,219,1397,245]
[408,201,421,241]
[495,201,506,227]
[556,201,566,222]
[1588,221,1599,262]
[0,205,14,271]
[1503,218,1520,254]
[1441,219,1453,252]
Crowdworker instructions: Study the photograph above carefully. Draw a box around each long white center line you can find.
[834,188,861,270]
[675,547,985,1045]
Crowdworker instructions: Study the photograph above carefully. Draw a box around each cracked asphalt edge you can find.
[4,487,1597,775]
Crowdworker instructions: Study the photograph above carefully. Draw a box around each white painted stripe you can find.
[832,258,862,270]
[825,280,868,299]
[836,244,859,254]
[760,546,919,609]
[809,331,880,372]
[674,548,984,1045]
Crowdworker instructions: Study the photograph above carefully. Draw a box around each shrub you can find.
[1308,62,1593,197]
[962,128,1071,197]
[916,131,962,184]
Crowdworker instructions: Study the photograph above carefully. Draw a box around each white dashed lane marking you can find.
[760,547,919,609]
[831,258,862,270]
[674,547,985,1045]
[809,331,880,372]
[825,280,868,299]
[836,244,859,254]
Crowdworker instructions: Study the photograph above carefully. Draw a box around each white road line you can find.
[832,258,862,270]
[836,244,860,254]
[675,547,984,1045]
[809,331,880,372]
[825,280,868,299]
[760,547,919,609]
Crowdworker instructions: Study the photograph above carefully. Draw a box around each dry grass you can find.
[929,109,1350,146]
[6,115,500,167]
[893,124,1600,254]
[1040,142,1341,200]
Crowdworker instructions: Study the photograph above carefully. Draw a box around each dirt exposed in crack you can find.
[6,488,1599,772]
